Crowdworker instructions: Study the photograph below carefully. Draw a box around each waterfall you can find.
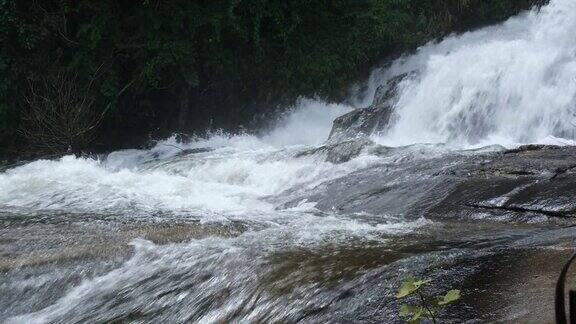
[2,1,575,323]
[370,0,576,147]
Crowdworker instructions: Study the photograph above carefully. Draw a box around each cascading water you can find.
[1,98,433,323]
[0,99,359,216]
[369,0,576,147]
[2,1,576,323]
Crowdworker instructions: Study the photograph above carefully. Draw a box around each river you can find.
[2,0,576,322]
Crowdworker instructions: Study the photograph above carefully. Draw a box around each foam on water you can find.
[0,99,362,218]
[371,0,576,147]
[3,1,575,321]
[3,0,575,216]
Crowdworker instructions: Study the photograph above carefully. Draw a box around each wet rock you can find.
[296,139,375,163]
[327,74,408,142]
[175,147,213,157]
[288,144,576,223]
[454,246,575,323]
[327,106,392,142]
[503,144,561,154]
[428,147,576,221]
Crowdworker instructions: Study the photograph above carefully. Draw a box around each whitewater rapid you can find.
[365,0,576,147]
[0,99,360,217]
[3,0,576,217]
[1,99,434,323]
[2,0,576,322]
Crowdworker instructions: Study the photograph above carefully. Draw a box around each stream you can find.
[2,0,576,323]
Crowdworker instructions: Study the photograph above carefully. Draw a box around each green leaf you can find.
[396,278,431,298]
[414,279,432,286]
[410,306,424,321]
[437,289,461,305]
[397,280,417,298]
[399,304,419,317]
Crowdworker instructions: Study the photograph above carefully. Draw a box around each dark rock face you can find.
[286,143,576,224]
[327,74,408,142]
[431,145,576,221]
[295,139,375,163]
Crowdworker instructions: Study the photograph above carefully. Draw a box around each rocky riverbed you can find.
[1,140,575,323]
[3,0,576,321]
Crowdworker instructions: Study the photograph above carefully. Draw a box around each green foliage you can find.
[0,0,542,157]
[396,278,432,298]
[396,277,461,324]
[437,289,461,306]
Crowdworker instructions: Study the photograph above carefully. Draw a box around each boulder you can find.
[327,73,408,142]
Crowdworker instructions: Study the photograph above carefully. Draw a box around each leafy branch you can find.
[396,278,461,324]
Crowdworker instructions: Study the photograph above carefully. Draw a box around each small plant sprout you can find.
[396,277,461,324]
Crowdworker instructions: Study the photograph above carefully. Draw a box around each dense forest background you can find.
[0,0,542,159]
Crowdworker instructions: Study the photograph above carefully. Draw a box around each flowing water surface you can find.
[2,0,576,322]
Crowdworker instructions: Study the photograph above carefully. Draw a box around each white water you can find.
[0,99,360,218]
[2,0,575,217]
[1,100,433,323]
[2,1,576,322]
[370,0,576,147]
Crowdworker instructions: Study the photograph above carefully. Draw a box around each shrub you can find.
[21,72,102,154]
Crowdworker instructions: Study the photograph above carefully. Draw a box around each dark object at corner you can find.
[556,251,576,323]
